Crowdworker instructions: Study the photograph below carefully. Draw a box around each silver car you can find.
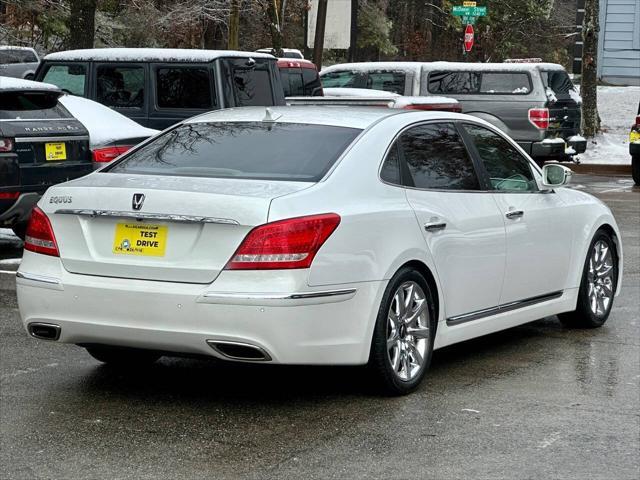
[0,46,40,79]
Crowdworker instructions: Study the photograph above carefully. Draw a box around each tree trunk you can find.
[267,0,283,56]
[67,0,97,49]
[228,0,240,50]
[581,0,600,137]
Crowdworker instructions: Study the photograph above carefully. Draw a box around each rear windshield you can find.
[0,91,69,119]
[541,70,576,97]
[107,122,361,182]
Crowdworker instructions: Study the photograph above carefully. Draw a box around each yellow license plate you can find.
[45,142,66,161]
[113,223,168,257]
[630,131,640,143]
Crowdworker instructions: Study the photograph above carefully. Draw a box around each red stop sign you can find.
[464,24,474,52]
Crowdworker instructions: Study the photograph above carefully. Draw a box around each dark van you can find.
[35,48,286,129]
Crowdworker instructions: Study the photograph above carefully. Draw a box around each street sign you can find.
[452,6,487,16]
[462,15,477,25]
[463,1,476,6]
[464,24,474,52]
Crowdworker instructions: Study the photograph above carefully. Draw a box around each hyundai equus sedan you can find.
[17,106,622,394]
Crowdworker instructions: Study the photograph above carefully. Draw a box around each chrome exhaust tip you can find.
[206,340,272,362]
[27,322,61,341]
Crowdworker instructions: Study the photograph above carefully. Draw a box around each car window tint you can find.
[281,68,304,96]
[108,122,361,182]
[428,71,480,94]
[0,92,69,120]
[302,68,322,96]
[380,143,401,185]
[480,73,531,94]
[321,70,362,88]
[156,67,213,109]
[464,124,537,192]
[541,70,576,97]
[367,71,405,95]
[20,50,37,63]
[97,66,145,109]
[231,60,274,107]
[0,50,19,64]
[399,123,479,190]
[41,64,87,96]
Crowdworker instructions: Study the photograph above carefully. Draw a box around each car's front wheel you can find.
[369,267,436,395]
[85,346,162,366]
[559,230,618,328]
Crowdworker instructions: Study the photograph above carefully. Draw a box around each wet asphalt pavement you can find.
[0,174,638,479]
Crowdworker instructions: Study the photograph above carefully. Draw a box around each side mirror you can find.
[542,164,573,187]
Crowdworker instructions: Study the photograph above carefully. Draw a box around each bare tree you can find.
[581,0,600,137]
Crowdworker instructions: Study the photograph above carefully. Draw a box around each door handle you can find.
[505,210,524,219]
[424,222,447,232]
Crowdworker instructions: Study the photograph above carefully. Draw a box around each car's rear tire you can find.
[368,267,436,395]
[85,346,161,366]
[11,222,27,241]
[632,155,639,186]
[558,230,618,328]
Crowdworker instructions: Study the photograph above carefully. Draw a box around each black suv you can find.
[0,79,92,238]
[35,48,286,129]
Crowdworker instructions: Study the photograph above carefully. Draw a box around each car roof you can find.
[43,48,275,63]
[185,105,470,130]
[321,61,567,74]
[0,46,37,51]
[0,76,60,93]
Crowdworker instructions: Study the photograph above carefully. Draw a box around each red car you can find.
[277,59,323,97]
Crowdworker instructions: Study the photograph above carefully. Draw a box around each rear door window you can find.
[366,71,406,95]
[399,123,480,190]
[0,50,20,64]
[428,71,480,94]
[41,64,88,96]
[281,68,305,96]
[480,73,531,94]
[96,65,145,109]
[0,91,69,120]
[19,50,38,63]
[108,122,361,181]
[230,59,274,107]
[321,70,364,88]
[541,70,577,99]
[155,67,214,109]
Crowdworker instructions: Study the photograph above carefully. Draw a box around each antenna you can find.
[262,107,282,123]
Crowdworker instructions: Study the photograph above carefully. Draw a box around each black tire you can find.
[11,222,27,241]
[632,155,639,186]
[368,267,436,395]
[558,230,618,328]
[85,346,161,366]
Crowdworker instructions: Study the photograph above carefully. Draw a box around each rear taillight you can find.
[634,115,640,127]
[529,108,549,129]
[0,138,14,152]
[24,207,59,257]
[0,192,20,200]
[225,213,341,270]
[92,145,133,163]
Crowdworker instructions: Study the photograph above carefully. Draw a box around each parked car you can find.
[630,102,640,185]
[58,95,158,164]
[35,48,286,129]
[0,78,92,238]
[278,59,323,97]
[0,46,40,79]
[320,61,587,162]
[17,106,621,395]
[256,48,304,59]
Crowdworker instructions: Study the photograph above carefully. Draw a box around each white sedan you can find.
[17,106,622,395]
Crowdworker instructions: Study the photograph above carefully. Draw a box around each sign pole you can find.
[312,0,328,69]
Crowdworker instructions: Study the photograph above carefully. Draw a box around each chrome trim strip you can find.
[54,209,239,225]
[206,340,272,362]
[447,290,563,326]
[16,271,61,285]
[202,288,357,301]
[15,135,89,143]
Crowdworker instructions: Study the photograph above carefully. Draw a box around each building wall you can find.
[598,0,640,85]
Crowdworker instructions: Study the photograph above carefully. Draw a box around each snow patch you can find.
[545,86,557,104]
[322,87,400,98]
[44,48,273,63]
[0,77,60,92]
[59,95,158,148]
[568,88,582,105]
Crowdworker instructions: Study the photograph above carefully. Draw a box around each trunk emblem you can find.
[132,193,145,211]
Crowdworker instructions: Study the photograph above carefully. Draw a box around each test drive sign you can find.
[464,24,474,52]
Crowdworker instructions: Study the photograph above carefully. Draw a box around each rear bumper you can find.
[0,192,40,226]
[16,252,384,365]
[530,140,566,158]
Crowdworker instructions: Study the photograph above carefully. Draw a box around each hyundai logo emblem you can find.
[132,193,145,211]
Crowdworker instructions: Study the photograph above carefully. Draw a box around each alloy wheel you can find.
[587,240,615,317]
[386,281,430,381]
